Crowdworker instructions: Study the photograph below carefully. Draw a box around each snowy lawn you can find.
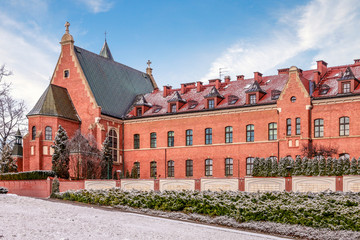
[52,189,360,240]
[0,194,286,240]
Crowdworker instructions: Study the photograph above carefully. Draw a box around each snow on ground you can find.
[0,194,288,240]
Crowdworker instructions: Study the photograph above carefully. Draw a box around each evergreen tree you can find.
[264,158,272,177]
[100,137,113,179]
[319,156,327,176]
[252,157,260,176]
[302,157,309,176]
[350,157,358,175]
[330,158,337,176]
[305,158,313,176]
[131,165,139,178]
[51,125,70,179]
[278,157,289,177]
[293,156,302,176]
[343,157,351,175]
[311,158,319,176]
[335,158,343,176]
[113,171,118,180]
[0,144,17,173]
[326,157,333,176]
[357,157,360,175]
[271,158,278,177]
[125,170,130,178]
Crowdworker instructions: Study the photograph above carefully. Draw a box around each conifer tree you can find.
[305,158,312,176]
[278,157,290,177]
[252,157,260,176]
[293,156,302,176]
[131,165,138,178]
[271,158,278,177]
[319,156,327,176]
[51,126,70,178]
[311,158,319,176]
[343,157,351,175]
[326,157,333,176]
[350,157,358,175]
[264,158,272,177]
[335,158,343,176]
[357,157,360,175]
[0,144,17,173]
[302,157,308,176]
[100,137,113,179]
[330,158,337,176]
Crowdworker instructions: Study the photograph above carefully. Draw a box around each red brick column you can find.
[336,176,343,191]
[195,179,201,191]
[285,177,292,192]
[239,178,245,191]
[154,179,159,191]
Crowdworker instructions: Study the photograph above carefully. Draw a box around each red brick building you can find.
[20,23,360,179]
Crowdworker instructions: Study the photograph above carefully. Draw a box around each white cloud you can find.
[202,0,360,81]
[77,0,115,13]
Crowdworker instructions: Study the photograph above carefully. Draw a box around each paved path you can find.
[0,194,290,240]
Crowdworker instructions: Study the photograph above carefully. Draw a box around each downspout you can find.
[164,148,167,178]
[121,121,125,178]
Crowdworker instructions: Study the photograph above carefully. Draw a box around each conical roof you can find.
[245,81,267,94]
[99,40,114,61]
[15,129,22,137]
[204,86,224,99]
[168,91,186,103]
[27,84,80,122]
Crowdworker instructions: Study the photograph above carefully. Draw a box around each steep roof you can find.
[99,40,114,61]
[27,84,80,122]
[74,46,155,118]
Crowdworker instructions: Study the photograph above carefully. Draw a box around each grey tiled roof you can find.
[204,86,224,98]
[168,91,186,103]
[74,46,155,118]
[99,40,113,61]
[27,84,80,122]
[245,81,267,94]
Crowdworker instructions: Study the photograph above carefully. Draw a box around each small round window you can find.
[290,96,296,103]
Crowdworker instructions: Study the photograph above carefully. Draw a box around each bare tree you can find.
[68,130,101,179]
[0,65,26,151]
[301,143,338,158]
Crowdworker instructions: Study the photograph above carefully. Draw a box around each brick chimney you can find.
[317,60,328,77]
[313,71,321,85]
[236,75,244,81]
[254,72,262,83]
[224,76,231,83]
[163,85,172,97]
[215,79,221,89]
[278,68,289,75]
[181,84,186,94]
[354,59,360,65]
[196,81,203,92]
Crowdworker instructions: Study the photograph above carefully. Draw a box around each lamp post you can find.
[286,165,292,177]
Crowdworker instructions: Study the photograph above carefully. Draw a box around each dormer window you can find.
[319,84,330,95]
[271,90,281,100]
[208,99,215,109]
[64,70,69,78]
[249,94,256,104]
[342,82,351,93]
[170,103,176,113]
[228,95,238,105]
[136,107,142,116]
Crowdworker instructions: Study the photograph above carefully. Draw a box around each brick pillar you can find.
[285,177,292,192]
[195,179,201,191]
[239,178,245,191]
[336,176,343,191]
[154,179,160,191]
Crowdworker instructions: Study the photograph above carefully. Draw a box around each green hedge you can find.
[0,170,56,180]
[53,189,360,231]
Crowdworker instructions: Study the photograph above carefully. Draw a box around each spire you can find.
[100,39,114,61]
[60,21,74,45]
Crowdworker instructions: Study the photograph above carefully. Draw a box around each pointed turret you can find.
[100,40,114,61]
[12,129,23,157]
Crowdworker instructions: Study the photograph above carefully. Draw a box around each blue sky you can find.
[1,0,360,109]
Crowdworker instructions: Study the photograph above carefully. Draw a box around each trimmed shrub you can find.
[0,170,56,180]
[0,187,8,194]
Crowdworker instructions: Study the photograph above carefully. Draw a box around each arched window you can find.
[133,162,140,178]
[167,131,174,147]
[186,160,193,177]
[205,159,213,176]
[150,161,157,178]
[246,157,255,175]
[45,126,52,140]
[32,126,36,140]
[225,158,233,176]
[339,117,349,136]
[168,160,174,177]
[225,126,233,143]
[108,129,118,162]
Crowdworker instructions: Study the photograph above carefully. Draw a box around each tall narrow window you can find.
[286,118,291,136]
[314,119,324,138]
[205,159,213,176]
[205,128,212,144]
[32,126,36,140]
[170,104,176,113]
[64,70,69,78]
[296,118,301,135]
[150,132,157,148]
[45,126,52,140]
[268,123,277,140]
[168,160,174,177]
[249,94,256,104]
[134,162,140,178]
[225,158,233,176]
[136,108,142,117]
[186,160,193,177]
[339,116,349,136]
[168,131,174,147]
[150,161,157,178]
[246,157,255,175]
[246,124,254,142]
[109,129,118,162]
[208,99,215,109]
[342,82,351,93]
[225,126,233,143]
[186,129,193,146]
[134,134,140,149]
